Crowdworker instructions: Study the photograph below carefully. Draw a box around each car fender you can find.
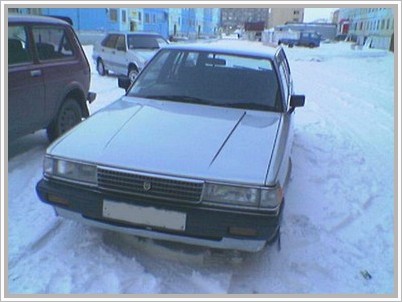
[126,51,147,70]
[57,81,89,118]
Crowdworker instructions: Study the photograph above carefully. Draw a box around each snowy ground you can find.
[6,39,396,296]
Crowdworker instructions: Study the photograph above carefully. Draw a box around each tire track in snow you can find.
[8,219,64,270]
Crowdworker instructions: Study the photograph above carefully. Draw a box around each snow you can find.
[5,39,397,296]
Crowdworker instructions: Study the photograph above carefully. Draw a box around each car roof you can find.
[163,42,279,59]
[106,31,164,37]
[8,14,70,26]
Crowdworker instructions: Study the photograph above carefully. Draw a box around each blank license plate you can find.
[102,200,186,231]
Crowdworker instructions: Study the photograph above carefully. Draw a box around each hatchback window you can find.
[127,35,165,49]
[32,26,74,61]
[8,25,32,65]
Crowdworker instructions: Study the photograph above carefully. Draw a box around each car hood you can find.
[49,97,282,185]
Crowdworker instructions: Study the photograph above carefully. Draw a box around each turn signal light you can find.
[47,194,70,206]
[229,226,258,237]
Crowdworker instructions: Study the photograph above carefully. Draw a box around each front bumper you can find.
[36,179,283,252]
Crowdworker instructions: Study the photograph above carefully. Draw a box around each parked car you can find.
[92,32,169,82]
[36,43,305,252]
[8,14,96,141]
[278,31,321,48]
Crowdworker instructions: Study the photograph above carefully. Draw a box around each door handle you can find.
[30,70,42,77]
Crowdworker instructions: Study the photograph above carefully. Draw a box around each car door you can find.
[298,32,308,46]
[31,24,84,126]
[8,23,45,139]
[100,34,118,72]
[275,49,294,185]
[109,34,127,75]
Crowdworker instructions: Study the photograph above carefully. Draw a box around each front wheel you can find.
[47,98,83,141]
[128,66,139,83]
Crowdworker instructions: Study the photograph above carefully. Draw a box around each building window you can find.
[381,19,385,30]
[138,12,142,21]
[386,19,390,30]
[109,9,118,21]
[122,10,127,23]
[145,13,150,23]
[153,14,156,23]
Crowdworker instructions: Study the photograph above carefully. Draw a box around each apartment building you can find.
[220,8,270,32]
[338,8,394,50]
[267,8,304,29]
[11,8,220,40]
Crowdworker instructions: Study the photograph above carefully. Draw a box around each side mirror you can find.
[289,94,305,113]
[290,94,305,107]
[118,76,131,92]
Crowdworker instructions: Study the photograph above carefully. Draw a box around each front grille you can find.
[97,168,204,203]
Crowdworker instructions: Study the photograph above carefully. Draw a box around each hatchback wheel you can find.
[47,98,83,141]
[97,58,107,76]
[128,66,139,83]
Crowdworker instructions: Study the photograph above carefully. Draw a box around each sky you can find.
[303,8,338,22]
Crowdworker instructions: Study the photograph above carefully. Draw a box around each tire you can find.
[97,58,107,76]
[128,66,139,83]
[47,98,83,141]
[288,44,294,48]
[309,43,315,48]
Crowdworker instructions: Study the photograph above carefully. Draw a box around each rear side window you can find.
[115,35,126,50]
[8,25,32,65]
[32,26,74,61]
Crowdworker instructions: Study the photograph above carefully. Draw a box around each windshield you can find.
[127,35,168,49]
[128,49,283,112]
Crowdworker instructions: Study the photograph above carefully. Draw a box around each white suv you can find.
[92,32,168,82]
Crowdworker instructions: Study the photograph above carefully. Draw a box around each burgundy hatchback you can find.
[8,14,96,141]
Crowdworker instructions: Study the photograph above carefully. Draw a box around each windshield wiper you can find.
[222,102,277,111]
[142,95,213,105]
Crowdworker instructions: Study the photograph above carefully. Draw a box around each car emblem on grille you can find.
[143,181,152,191]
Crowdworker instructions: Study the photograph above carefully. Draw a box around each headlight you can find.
[44,156,97,185]
[203,183,282,209]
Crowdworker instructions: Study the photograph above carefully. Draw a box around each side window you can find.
[105,34,118,48]
[115,35,126,50]
[101,35,110,47]
[8,25,32,65]
[32,26,74,61]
